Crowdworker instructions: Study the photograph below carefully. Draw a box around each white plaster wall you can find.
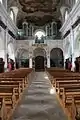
[0,3,18,69]
[33,48,46,57]
[18,50,29,59]
[63,34,72,59]
[60,0,80,36]
[47,40,63,53]
[16,40,29,53]
[0,27,7,61]
[16,39,63,59]
[73,24,80,58]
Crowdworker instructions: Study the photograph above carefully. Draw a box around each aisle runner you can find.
[12,72,68,120]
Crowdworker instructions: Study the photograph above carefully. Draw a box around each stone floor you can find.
[11,72,68,120]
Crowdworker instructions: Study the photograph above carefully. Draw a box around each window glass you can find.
[75,0,78,3]
[0,0,2,4]
[65,11,68,21]
[35,31,45,39]
[10,10,14,21]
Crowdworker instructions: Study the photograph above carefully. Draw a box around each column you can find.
[51,22,53,36]
[29,57,32,68]
[19,59,21,67]
[47,48,50,68]
[46,26,47,36]
[47,56,50,68]
[26,22,28,36]
[32,26,34,36]
[70,27,75,71]
[70,27,74,54]
[4,27,8,71]
[30,25,32,36]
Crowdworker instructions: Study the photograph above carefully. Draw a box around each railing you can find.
[16,35,62,41]
[16,36,34,40]
[16,30,62,40]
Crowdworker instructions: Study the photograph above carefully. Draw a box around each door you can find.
[35,56,44,71]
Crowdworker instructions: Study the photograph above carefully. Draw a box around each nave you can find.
[0,67,80,120]
[11,72,68,120]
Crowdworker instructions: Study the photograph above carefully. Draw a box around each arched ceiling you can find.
[7,0,73,27]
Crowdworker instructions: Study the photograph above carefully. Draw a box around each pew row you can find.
[47,68,80,120]
[0,68,33,120]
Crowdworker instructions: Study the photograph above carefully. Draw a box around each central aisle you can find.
[12,72,68,120]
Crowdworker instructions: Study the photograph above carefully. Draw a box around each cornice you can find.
[60,0,80,36]
[0,3,18,35]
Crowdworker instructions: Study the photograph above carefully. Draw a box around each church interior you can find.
[0,0,80,120]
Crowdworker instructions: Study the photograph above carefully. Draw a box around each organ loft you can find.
[0,0,80,120]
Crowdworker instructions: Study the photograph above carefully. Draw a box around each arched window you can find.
[0,0,2,4]
[75,0,78,3]
[10,10,14,21]
[35,30,45,39]
[65,10,68,21]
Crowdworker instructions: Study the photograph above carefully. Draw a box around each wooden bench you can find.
[0,78,26,91]
[56,81,80,97]
[0,82,22,99]
[0,87,16,120]
[61,85,80,107]
[71,95,80,120]
[0,68,33,120]
[0,98,6,120]
[52,77,80,89]
[47,68,80,119]
[0,68,33,87]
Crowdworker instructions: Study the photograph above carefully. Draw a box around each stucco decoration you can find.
[17,49,29,59]
[33,47,46,57]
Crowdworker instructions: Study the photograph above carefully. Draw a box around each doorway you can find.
[35,56,44,71]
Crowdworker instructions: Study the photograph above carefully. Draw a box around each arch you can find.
[33,47,46,58]
[11,6,18,23]
[34,29,46,39]
[16,48,29,67]
[17,48,29,59]
[60,5,70,23]
[8,6,18,23]
[50,48,64,68]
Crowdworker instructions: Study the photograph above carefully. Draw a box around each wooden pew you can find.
[71,95,80,120]
[0,98,6,120]
[0,82,21,99]
[47,68,80,120]
[0,87,16,120]
[53,77,80,90]
[56,81,80,97]
[0,78,26,91]
[47,68,80,78]
[62,85,80,107]
[0,68,33,88]
[0,68,33,120]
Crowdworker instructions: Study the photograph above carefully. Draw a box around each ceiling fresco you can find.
[8,0,62,27]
